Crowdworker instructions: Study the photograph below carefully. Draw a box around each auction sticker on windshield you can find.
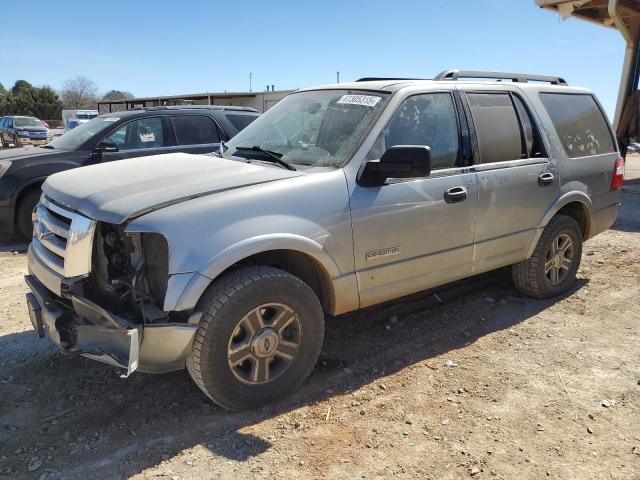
[337,95,381,107]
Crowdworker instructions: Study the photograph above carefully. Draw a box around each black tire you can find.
[16,189,42,239]
[186,266,324,411]
[12,135,20,148]
[512,214,583,298]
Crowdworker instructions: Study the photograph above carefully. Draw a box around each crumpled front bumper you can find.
[25,274,199,375]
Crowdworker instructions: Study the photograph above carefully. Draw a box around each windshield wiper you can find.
[40,145,54,149]
[235,146,296,171]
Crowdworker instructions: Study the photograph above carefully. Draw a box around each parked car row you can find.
[21,71,624,411]
[0,116,51,148]
[0,105,260,237]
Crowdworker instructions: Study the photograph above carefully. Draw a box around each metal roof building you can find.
[536,0,640,127]
[97,89,295,114]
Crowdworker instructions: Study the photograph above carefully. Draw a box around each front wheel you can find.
[186,266,324,410]
[512,214,583,298]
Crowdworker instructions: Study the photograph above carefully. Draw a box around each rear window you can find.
[226,114,258,132]
[171,115,220,145]
[539,93,615,158]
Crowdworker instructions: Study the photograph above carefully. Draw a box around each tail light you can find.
[611,156,625,190]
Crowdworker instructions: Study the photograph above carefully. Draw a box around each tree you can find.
[101,89,134,101]
[60,76,99,108]
[0,81,62,119]
[32,86,62,120]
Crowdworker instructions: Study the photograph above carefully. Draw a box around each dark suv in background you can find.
[0,116,50,148]
[0,105,260,237]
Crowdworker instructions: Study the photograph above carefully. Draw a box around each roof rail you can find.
[355,77,425,82]
[434,69,568,86]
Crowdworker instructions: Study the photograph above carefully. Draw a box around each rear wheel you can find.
[186,266,324,411]
[512,214,583,298]
[16,189,42,239]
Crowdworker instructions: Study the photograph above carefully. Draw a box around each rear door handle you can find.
[444,186,467,203]
[538,172,554,187]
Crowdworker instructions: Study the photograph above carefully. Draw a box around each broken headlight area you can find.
[84,224,171,325]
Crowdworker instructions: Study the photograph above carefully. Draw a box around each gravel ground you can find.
[0,158,639,480]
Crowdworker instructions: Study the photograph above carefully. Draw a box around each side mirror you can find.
[358,145,431,187]
[94,139,119,153]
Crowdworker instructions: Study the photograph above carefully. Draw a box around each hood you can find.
[42,153,304,224]
[0,147,57,162]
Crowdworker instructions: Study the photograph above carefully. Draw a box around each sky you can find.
[0,0,626,118]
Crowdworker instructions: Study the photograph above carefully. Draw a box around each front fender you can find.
[525,191,592,258]
[164,234,344,312]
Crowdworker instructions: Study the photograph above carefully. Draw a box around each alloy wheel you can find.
[545,233,574,285]
[227,303,302,385]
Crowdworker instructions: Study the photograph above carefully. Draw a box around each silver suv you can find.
[25,70,624,410]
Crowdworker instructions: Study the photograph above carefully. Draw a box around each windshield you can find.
[14,117,44,128]
[47,116,120,150]
[225,90,388,168]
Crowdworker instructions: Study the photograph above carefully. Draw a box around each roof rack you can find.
[355,77,424,82]
[434,69,568,86]
[134,105,259,112]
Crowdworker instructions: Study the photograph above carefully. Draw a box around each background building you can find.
[97,89,294,114]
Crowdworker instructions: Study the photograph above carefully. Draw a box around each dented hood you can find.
[42,153,304,224]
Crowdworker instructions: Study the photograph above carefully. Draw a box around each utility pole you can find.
[249,72,252,92]
[337,71,340,83]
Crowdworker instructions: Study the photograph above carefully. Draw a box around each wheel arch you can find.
[14,177,46,221]
[174,235,345,315]
[526,192,592,258]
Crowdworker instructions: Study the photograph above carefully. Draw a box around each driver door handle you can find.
[444,186,467,203]
[538,172,554,187]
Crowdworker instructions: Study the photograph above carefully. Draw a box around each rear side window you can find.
[225,114,258,132]
[467,93,523,163]
[539,93,615,158]
[171,115,220,145]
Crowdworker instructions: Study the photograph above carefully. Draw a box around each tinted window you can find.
[171,115,220,145]
[367,93,459,170]
[107,117,164,150]
[467,93,522,163]
[539,93,615,158]
[512,95,545,158]
[225,114,258,132]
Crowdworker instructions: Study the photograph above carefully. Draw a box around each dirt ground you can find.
[1,158,639,480]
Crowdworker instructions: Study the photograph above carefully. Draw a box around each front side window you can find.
[366,93,460,170]
[539,93,615,158]
[225,90,388,168]
[171,115,220,145]
[107,117,165,150]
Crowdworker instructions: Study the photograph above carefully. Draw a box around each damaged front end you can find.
[26,196,199,376]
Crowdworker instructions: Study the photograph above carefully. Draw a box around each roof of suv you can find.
[301,70,591,95]
[99,105,260,120]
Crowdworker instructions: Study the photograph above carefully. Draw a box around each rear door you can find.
[462,88,559,273]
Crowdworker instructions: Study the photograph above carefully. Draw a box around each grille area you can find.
[32,196,96,277]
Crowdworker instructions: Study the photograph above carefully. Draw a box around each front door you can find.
[349,92,478,308]
[462,89,559,273]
